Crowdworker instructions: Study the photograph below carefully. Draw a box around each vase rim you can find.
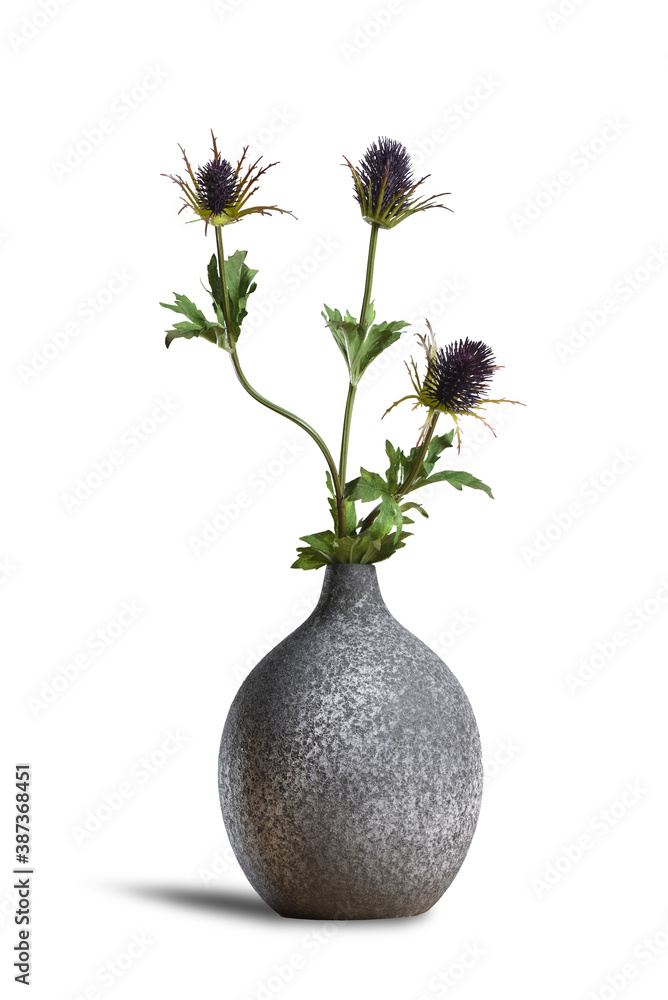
[324,563,378,571]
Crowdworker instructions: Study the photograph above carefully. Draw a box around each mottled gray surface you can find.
[218,564,483,920]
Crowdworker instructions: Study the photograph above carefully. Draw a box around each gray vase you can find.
[218,563,483,920]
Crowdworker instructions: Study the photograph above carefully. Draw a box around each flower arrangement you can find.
[161,133,522,570]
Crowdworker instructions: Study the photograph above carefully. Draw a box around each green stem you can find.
[337,222,380,536]
[359,222,380,332]
[214,227,233,337]
[337,383,357,518]
[214,226,345,531]
[399,413,440,496]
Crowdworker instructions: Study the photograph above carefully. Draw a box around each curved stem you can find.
[337,222,380,536]
[214,226,345,531]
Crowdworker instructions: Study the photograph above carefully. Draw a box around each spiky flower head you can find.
[384,321,524,450]
[423,338,496,414]
[344,136,451,229]
[163,130,295,230]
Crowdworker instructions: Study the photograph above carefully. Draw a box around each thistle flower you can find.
[384,321,524,449]
[344,136,451,229]
[163,130,295,230]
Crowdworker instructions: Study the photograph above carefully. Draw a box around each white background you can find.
[2,0,668,997]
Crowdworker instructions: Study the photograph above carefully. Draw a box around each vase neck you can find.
[313,564,387,620]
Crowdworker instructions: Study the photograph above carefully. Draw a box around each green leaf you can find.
[299,531,337,557]
[385,439,405,492]
[344,468,390,503]
[370,495,405,540]
[354,320,409,379]
[291,546,331,570]
[222,250,258,344]
[422,470,494,498]
[322,304,365,378]
[160,293,225,349]
[423,430,455,476]
[401,501,429,518]
[372,529,413,562]
[207,255,223,311]
[391,430,457,491]
[323,302,409,383]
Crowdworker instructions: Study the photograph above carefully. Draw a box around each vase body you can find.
[218,564,483,919]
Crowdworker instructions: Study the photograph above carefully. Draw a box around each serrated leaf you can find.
[291,546,331,570]
[423,430,455,476]
[367,495,396,539]
[223,250,258,344]
[371,529,413,563]
[422,470,494,498]
[160,293,225,349]
[344,468,390,503]
[321,304,366,379]
[354,320,409,380]
[385,439,404,492]
[207,255,223,311]
[401,501,429,518]
[322,305,349,366]
[299,531,337,557]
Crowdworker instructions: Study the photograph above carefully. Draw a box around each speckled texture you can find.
[218,564,483,920]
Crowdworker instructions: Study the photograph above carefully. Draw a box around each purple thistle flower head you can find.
[384,322,524,451]
[195,154,239,216]
[356,137,414,217]
[344,136,451,229]
[163,130,295,230]
[423,339,497,414]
